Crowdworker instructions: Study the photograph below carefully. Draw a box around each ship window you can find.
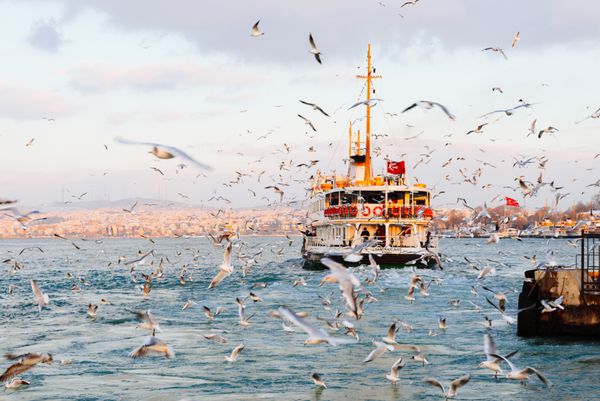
[329,191,340,205]
[414,191,429,205]
[341,193,357,205]
[361,191,385,204]
[387,192,405,203]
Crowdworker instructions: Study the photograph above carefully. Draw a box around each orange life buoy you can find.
[361,205,371,217]
[373,205,383,217]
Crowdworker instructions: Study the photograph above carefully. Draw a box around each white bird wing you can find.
[483,334,497,362]
[309,34,318,51]
[222,241,233,267]
[230,343,245,359]
[321,258,360,287]
[363,342,389,363]
[522,367,551,387]
[490,353,517,372]
[431,101,456,120]
[390,357,404,374]
[449,374,471,393]
[115,137,212,170]
[423,378,445,394]
[278,307,329,341]
[30,280,47,306]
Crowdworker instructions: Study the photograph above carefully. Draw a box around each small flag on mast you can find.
[505,197,520,207]
[386,161,405,175]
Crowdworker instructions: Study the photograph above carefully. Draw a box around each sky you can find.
[1,0,599,210]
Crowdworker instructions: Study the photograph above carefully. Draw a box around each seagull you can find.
[203,306,226,320]
[299,100,329,116]
[277,306,357,346]
[363,341,395,363]
[250,20,264,37]
[575,106,600,124]
[527,119,537,137]
[382,322,399,345]
[122,201,138,213]
[541,295,564,313]
[4,378,30,389]
[423,374,471,399]
[25,138,35,147]
[537,126,559,139]
[0,353,53,382]
[479,334,518,378]
[411,353,429,366]
[124,250,154,266]
[202,333,227,344]
[298,114,317,132]
[386,357,405,383]
[115,137,212,170]
[320,258,361,319]
[225,343,245,362]
[348,98,384,110]
[402,101,455,120]
[309,33,322,64]
[208,240,233,289]
[485,297,516,324]
[492,87,503,93]
[31,280,49,312]
[481,102,535,117]
[511,31,521,48]
[466,123,488,135]
[490,353,552,387]
[310,372,327,388]
[481,47,508,60]
[400,0,420,7]
[87,303,98,319]
[130,330,174,359]
[133,310,162,332]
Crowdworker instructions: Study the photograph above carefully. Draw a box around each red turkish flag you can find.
[505,197,520,207]
[387,161,405,175]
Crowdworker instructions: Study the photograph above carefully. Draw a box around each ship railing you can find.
[304,235,438,250]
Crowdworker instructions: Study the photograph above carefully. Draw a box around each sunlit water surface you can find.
[0,237,598,401]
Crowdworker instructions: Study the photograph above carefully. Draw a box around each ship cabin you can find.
[306,174,435,251]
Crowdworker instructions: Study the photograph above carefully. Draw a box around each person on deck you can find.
[360,227,370,242]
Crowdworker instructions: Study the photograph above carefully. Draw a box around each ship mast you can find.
[356,44,381,182]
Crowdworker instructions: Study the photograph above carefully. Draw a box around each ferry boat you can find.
[301,45,439,268]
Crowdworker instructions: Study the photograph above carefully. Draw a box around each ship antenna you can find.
[356,44,381,183]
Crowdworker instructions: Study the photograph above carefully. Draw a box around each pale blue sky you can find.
[1,0,599,209]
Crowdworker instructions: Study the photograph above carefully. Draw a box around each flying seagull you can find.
[299,100,329,116]
[115,137,213,171]
[401,0,420,7]
[298,114,317,132]
[31,280,49,312]
[130,330,174,359]
[0,353,53,382]
[481,47,508,60]
[466,123,488,135]
[402,101,455,120]
[250,20,264,37]
[538,126,559,139]
[309,33,322,64]
[348,98,384,110]
[423,374,471,399]
[511,31,521,48]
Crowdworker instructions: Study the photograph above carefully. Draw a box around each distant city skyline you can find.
[1,0,599,210]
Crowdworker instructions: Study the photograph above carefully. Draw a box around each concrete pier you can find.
[518,268,600,337]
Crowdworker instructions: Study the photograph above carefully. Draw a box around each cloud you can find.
[27,19,64,52]
[24,0,600,63]
[0,82,75,120]
[68,62,263,93]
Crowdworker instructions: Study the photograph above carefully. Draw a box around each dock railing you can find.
[581,231,600,294]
